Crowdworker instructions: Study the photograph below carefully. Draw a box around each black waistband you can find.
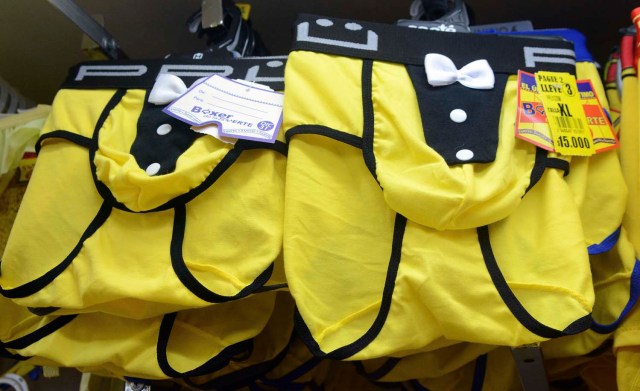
[292,14,576,75]
[61,56,287,90]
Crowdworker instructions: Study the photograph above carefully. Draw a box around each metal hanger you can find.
[47,0,128,60]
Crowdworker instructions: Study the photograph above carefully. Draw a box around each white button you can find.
[157,124,172,135]
[345,22,363,31]
[450,109,467,123]
[456,149,474,161]
[316,19,333,27]
[266,60,284,68]
[146,163,161,176]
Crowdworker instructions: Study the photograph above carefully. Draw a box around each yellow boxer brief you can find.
[0,57,288,318]
[284,14,594,360]
[0,291,291,380]
[613,31,640,391]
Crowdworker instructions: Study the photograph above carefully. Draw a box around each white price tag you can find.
[163,75,283,143]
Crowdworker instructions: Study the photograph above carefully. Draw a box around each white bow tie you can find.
[424,53,495,90]
[148,73,207,105]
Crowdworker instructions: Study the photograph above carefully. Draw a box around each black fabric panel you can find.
[130,91,204,175]
[405,65,508,165]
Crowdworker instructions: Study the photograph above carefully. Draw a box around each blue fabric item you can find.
[591,259,640,334]
[478,29,593,63]
[28,367,42,381]
[471,354,488,391]
[588,227,622,255]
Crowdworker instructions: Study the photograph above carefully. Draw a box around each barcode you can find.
[554,116,584,130]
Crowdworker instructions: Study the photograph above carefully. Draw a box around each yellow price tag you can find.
[535,71,595,156]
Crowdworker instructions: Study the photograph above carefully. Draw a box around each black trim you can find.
[525,147,548,194]
[471,354,488,391]
[477,225,592,338]
[91,130,245,213]
[186,334,294,390]
[361,60,378,182]
[261,356,322,386]
[254,283,289,293]
[62,57,287,91]
[156,312,255,378]
[585,338,613,357]
[27,307,60,316]
[88,89,128,210]
[0,202,112,298]
[294,214,407,360]
[285,125,363,149]
[36,131,94,154]
[170,204,274,303]
[409,379,429,391]
[236,139,288,156]
[2,315,77,350]
[545,157,570,176]
[154,148,242,212]
[354,357,401,381]
[0,347,27,361]
[293,14,576,74]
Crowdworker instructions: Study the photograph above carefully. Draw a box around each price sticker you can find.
[535,71,595,156]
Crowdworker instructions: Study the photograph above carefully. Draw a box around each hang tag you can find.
[535,71,595,156]
[516,71,614,156]
[576,80,619,153]
[515,71,555,151]
[163,75,283,143]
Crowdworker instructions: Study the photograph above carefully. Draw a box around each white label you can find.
[163,74,283,143]
[191,123,238,145]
